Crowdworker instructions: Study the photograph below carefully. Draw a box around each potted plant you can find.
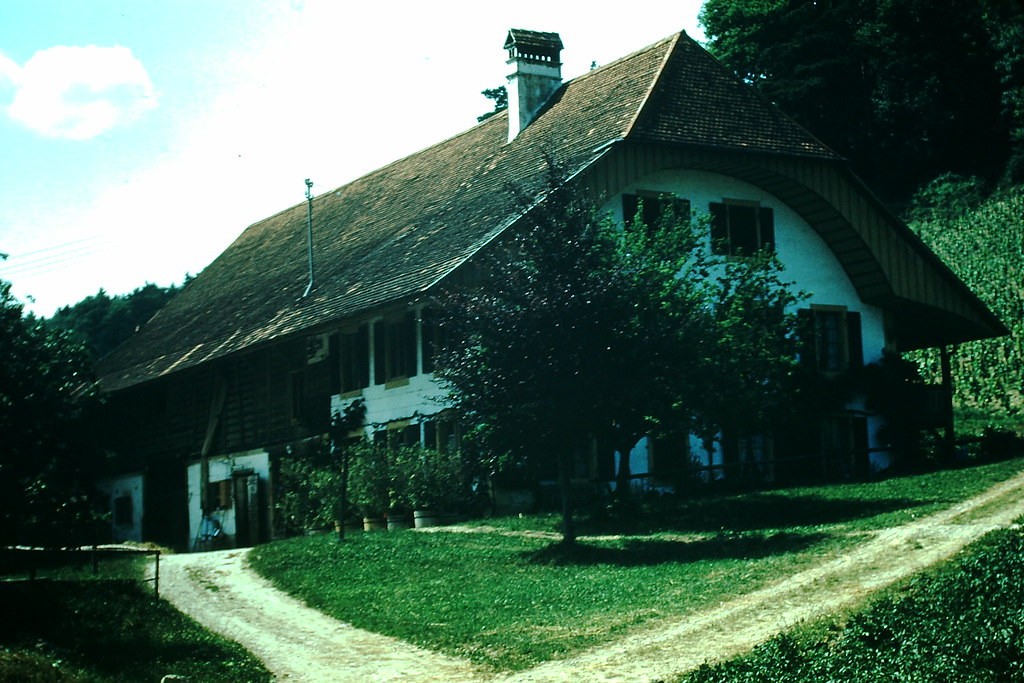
[348,442,390,531]
[401,446,464,527]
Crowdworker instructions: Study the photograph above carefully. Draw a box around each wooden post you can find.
[195,376,228,549]
[940,345,956,465]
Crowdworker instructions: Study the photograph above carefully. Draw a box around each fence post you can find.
[154,550,160,600]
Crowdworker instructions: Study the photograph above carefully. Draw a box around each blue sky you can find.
[0,1,706,315]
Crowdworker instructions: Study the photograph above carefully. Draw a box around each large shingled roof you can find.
[97,31,841,391]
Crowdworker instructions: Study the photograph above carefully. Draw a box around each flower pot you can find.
[413,509,441,528]
[386,514,412,531]
[362,516,386,532]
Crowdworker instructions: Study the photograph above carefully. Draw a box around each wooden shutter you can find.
[797,309,816,369]
[328,333,340,394]
[421,309,436,374]
[354,326,370,388]
[759,207,775,251]
[373,320,386,384]
[709,202,728,254]
[401,312,417,377]
[846,311,863,369]
[623,194,640,226]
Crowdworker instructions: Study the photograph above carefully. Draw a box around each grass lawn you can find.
[677,519,1024,682]
[250,457,1024,671]
[0,563,271,682]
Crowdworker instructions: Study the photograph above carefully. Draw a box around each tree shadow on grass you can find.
[578,494,935,536]
[523,531,831,567]
[0,580,271,682]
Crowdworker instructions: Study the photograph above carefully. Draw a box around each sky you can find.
[0,0,707,316]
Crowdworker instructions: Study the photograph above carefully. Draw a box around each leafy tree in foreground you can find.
[435,175,801,543]
[0,277,104,545]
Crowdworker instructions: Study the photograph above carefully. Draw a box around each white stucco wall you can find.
[97,472,144,543]
[605,169,892,474]
[186,449,269,551]
[327,168,895,478]
[332,373,448,431]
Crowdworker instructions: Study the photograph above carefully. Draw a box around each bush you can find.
[679,524,1024,682]
[274,439,340,534]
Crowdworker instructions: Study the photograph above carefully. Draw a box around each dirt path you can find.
[159,549,484,682]
[160,469,1024,682]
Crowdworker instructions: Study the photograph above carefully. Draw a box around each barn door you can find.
[232,471,262,547]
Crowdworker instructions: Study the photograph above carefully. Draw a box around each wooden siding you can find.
[108,336,332,464]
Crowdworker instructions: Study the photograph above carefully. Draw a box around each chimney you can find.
[504,29,563,142]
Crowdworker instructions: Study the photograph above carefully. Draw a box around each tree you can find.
[477,86,508,122]
[0,277,105,545]
[46,279,187,360]
[694,253,804,457]
[435,172,801,543]
[700,0,1021,203]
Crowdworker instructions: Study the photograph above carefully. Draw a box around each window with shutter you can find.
[800,306,864,374]
[373,312,418,385]
[622,192,691,231]
[709,200,775,256]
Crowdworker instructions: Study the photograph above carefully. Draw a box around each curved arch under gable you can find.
[604,166,888,366]
[583,142,1005,350]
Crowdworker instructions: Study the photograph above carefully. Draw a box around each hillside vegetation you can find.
[678,521,1024,682]
[908,179,1024,422]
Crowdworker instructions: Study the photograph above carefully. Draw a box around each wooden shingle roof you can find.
[93,32,879,391]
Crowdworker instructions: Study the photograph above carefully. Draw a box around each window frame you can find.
[622,191,692,231]
[709,199,775,257]
[373,312,418,386]
[800,305,864,375]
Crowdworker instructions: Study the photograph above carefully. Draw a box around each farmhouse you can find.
[96,29,1005,550]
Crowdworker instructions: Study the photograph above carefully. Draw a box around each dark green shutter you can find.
[421,309,436,374]
[348,325,369,390]
[709,202,728,254]
[402,312,417,377]
[759,207,775,252]
[623,194,639,227]
[797,309,816,369]
[846,311,863,368]
[328,333,340,394]
[373,320,386,384]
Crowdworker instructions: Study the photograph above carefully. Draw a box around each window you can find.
[374,312,417,384]
[722,430,774,482]
[330,326,370,394]
[374,420,420,448]
[820,415,869,479]
[799,307,863,374]
[709,201,775,256]
[205,479,232,510]
[420,308,444,374]
[423,417,460,453]
[622,192,691,230]
[113,495,133,526]
[649,434,691,484]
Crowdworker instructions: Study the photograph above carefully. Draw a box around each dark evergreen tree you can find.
[46,279,187,360]
[700,0,1022,203]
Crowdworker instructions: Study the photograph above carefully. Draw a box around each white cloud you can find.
[7,45,157,140]
[0,50,20,104]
